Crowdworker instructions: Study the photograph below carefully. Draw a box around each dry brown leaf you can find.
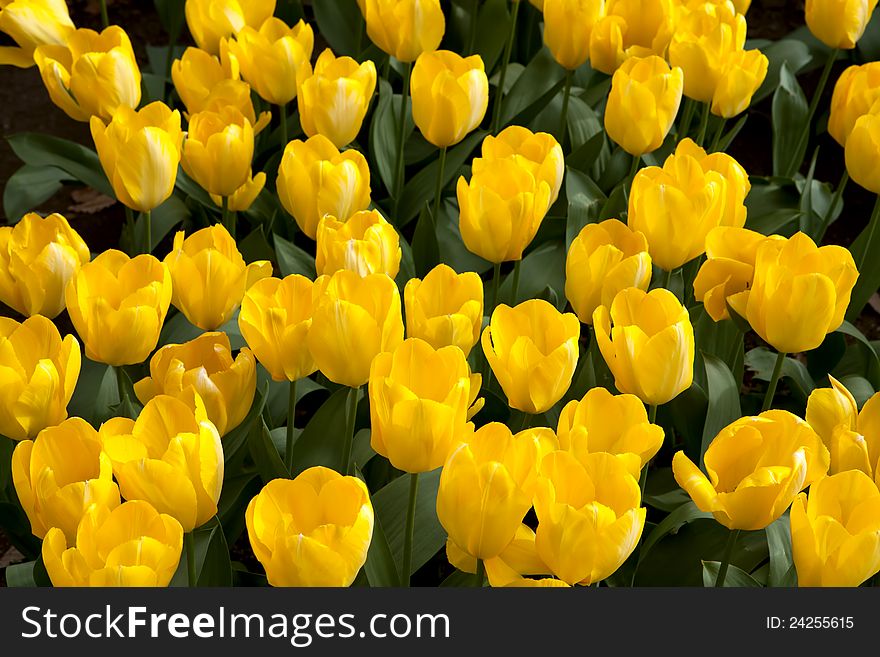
[68,187,116,214]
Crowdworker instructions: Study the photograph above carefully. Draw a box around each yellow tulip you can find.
[246,467,374,587]
[239,275,318,383]
[604,55,683,155]
[184,0,274,55]
[437,422,558,560]
[403,263,483,355]
[134,332,257,437]
[805,0,878,49]
[791,470,880,587]
[12,417,120,541]
[226,17,314,106]
[727,232,859,354]
[482,299,580,414]
[457,157,552,263]
[42,500,184,587]
[542,0,603,70]
[0,212,89,319]
[209,171,267,212]
[277,134,371,240]
[564,219,652,325]
[711,48,768,118]
[308,270,404,388]
[34,25,140,122]
[171,46,239,114]
[316,210,401,279]
[0,0,73,68]
[90,102,183,213]
[182,106,254,198]
[589,0,676,74]
[475,126,565,205]
[673,410,830,530]
[99,394,223,532]
[362,0,445,62]
[64,249,172,366]
[297,49,377,149]
[369,338,482,473]
[828,62,880,146]
[594,287,694,406]
[535,450,645,585]
[557,387,664,469]
[845,108,880,193]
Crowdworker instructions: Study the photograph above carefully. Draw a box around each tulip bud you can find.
[182,106,255,198]
[246,467,374,586]
[828,62,880,146]
[542,0,603,70]
[43,500,184,587]
[362,0,445,62]
[277,135,372,240]
[297,49,377,149]
[209,171,267,212]
[171,46,240,114]
[0,212,90,319]
[673,410,830,530]
[805,0,878,50]
[711,48,768,118]
[0,0,73,68]
[845,108,880,193]
[316,210,401,278]
[65,250,172,366]
[475,126,564,204]
[90,102,183,213]
[12,417,120,541]
[589,0,676,75]
[594,287,695,406]
[184,0,275,55]
[239,275,318,383]
[35,25,141,122]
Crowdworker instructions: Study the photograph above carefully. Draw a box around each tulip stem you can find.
[715,529,741,587]
[558,69,573,146]
[855,194,880,272]
[392,60,413,211]
[678,98,696,139]
[696,102,711,148]
[279,102,288,148]
[624,153,640,205]
[401,472,419,587]
[510,260,521,305]
[815,170,848,243]
[285,379,297,475]
[761,351,787,412]
[785,48,838,178]
[474,559,485,587]
[432,146,448,221]
[342,386,359,475]
[114,365,129,414]
[186,532,197,587]
[143,210,152,255]
[648,404,658,425]
[491,0,520,134]
[467,0,480,55]
[99,0,109,28]
[709,118,727,153]
[221,196,234,239]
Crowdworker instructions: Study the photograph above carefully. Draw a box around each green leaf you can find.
[289,387,361,477]
[154,0,187,42]
[217,470,260,547]
[846,200,880,323]
[436,199,493,275]
[312,0,363,57]
[752,39,812,104]
[772,63,810,177]
[637,501,713,565]
[158,309,246,351]
[701,354,741,468]
[565,167,604,249]
[351,428,377,471]
[766,514,796,588]
[473,0,511,73]
[369,79,398,196]
[172,517,233,587]
[745,347,815,399]
[440,569,474,587]
[7,133,112,196]
[2,165,69,222]
[4,558,50,587]
[411,204,440,277]
[92,364,121,426]
[134,195,189,252]
[224,384,269,467]
[701,561,762,587]
[566,94,603,152]
[248,417,288,484]
[500,49,566,126]
[364,510,400,587]
[274,233,316,278]
[497,242,567,310]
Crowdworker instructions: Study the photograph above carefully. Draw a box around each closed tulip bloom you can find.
[277,135,371,239]
[0,212,89,319]
[65,250,172,366]
[12,417,120,541]
[542,0,603,70]
[711,48,768,118]
[184,0,274,55]
[604,55,683,156]
[437,423,558,560]
[727,232,859,354]
[0,315,80,441]
[134,332,257,437]
[308,271,404,388]
[589,0,676,74]
[535,450,645,585]
[171,46,239,114]
[316,210,401,278]
[43,500,184,587]
[475,126,564,204]
[0,0,73,67]
[90,102,183,213]
[805,0,878,49]
[828,63,880,146]
[209,171,267,212]
[246,468,374,587]
[457,158,552,263]
[362,0,445,62]
[411,50,488,148]
[791,470,880,587]
[845,109,880,193]
[182,107,254,198]
[35,25,140,122]
[297,49,377,149]
[239,275,317,383]
[404,264,483,355]
[673,410,830,530]
[482,299,580,414]
[594,287,694,406]
[565,219,652,325]
[227,18,314,106]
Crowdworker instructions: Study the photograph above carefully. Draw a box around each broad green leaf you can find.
[565,167,605,249]
[274,233,316,279]
[4,558,49,587]
[701,354,741,468]
[312,0,363,57]
[123,195,189,254]
[766,514,796,588]
[701,561,762,587]
[153,0,187,42]
[500,49,566,126]
[846,200,880,323]
[637,501,713,565]
[565,94,603,152]
[2,164,69,223]
[474,0,511,73]
[217,470,260,547]
[289,387,361,477]
[171,517,233,587]
[248,417,288,484]
[369,79,397,196]
[752,39,812,103]
[7,133,112,196]
[772,63,810,177]
[364,509,400,587]
[745,347,815,399]
[158,308,246,351]
[497,241,567,310]
[411,204,440,277]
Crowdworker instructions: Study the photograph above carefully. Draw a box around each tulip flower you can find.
[277,135,371,239]
[437,423,558,561]
[404,264,483,356]
[805,0,878,50]
[12,417,120,541]
[239,275,318,383]
[604,55,683,156]
[34,25,140,122]
[315,210,401,279]
[362,0,445,62]
[182,106,255,199]
[482,299,580,414]
[184,0,275,55]
[0,212,90,319]
[209,171,267,212]
[845,108,880,193]
[535,450,645,585]
[828,62,880,146]
[134,332,257,437]
[90,102,183,213]
[171,46,239,111]
[457,158,552,263]
[711,49,768,118]
[542,0,603,71]
[99,394,224,532]
[673,410,830,530]
[791,470,880,587]
[0,0,73,68]
[308,271,404,388]
[564,219,652,325]
[246,467,374,587]
[42,500,184,587]
[727,232,859,354]
[447,524,559,587]
[65,250,172,366]
[0,315,81,442]
[594,287,695,406]
[589,0,676,75]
